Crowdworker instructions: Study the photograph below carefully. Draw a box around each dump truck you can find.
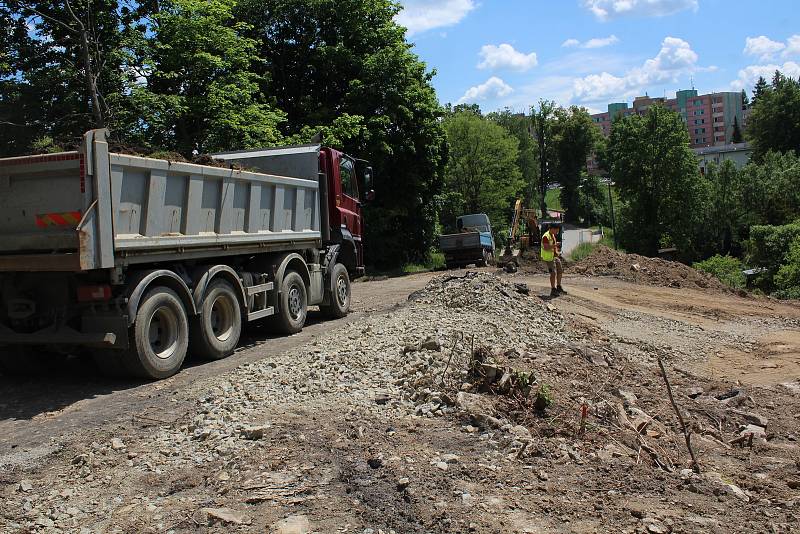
[0,129,373,379]
[438,213,495,269]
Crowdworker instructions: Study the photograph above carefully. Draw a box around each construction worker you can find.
[541,223,566,297]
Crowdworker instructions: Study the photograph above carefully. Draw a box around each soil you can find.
[1,267,799,534]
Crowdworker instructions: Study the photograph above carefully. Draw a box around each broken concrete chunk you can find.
[271,514,311,534]
[199,507,250,525]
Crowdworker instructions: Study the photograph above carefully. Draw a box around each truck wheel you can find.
[274,271,307,334]
[320,264,351,319]
[190,279,242,360]
[125,287,189,379]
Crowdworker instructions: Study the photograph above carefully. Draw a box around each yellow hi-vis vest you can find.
[541,230,556,261]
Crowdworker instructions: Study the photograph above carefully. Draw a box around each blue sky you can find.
[395,0,800,114]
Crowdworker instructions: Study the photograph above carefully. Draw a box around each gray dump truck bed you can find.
[0,130,321,271]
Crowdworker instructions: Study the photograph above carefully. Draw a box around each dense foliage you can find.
[747,72,800,160]
[0,0,446,267]
[693,255,746,289]
[439,110,523,244]
[606,105,703,259]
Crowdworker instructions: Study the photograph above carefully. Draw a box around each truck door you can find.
[337,155,363,265]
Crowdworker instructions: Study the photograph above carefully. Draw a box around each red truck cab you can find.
[319,148,373,277]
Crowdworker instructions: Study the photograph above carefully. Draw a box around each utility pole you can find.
[607,178,617,249]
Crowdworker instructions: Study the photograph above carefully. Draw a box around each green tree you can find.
[441,111,524,242]
[731,115,743,143]
[607,104,703,259]
[746,71,800,159]
[752,76,769,105]
[741,88,749,109]
[0,0,129,155]
[774,235,800,298]
[551,105,597,222]
[235,0,447,267]
[119,0,285,156]
[532,100,557,217]
[700,160,746,256]
[487,109,538,207]
[740,150,800,227]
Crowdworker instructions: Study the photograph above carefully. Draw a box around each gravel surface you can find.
[1,270,799,533]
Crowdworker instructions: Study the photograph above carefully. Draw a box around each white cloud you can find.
[584,35,620,48]
[477,44,538,72]
[731,61,800,91]
[744,36,786,61]
[562,35,620,49]
[573,36,699,101]
[395,0,477,36]
[785,35,800,58]
[458,77,514,103]
[582,0,698,21]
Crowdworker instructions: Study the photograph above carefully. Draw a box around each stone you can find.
[729,409,768,428]
[271,514,311,534]
[687,386,704,399]
[397,477,410,490]
[435,461,448,471]
[613,389,638,404]
[240,425,269,440]
[110,438,125,451]
[440,453,460,464]
[200,507,250,525]
[455,392,496,421]
[420,336,441,351]
[537,471,549,481]
[739,424,766,440]
[17,480,33,492]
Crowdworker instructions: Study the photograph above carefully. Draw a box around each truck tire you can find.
[320,263,351,319]
[124,287,189,379]
[273,271,307,334]
[190,279,242,360]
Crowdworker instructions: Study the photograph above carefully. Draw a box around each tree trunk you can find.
[79,29,104,128]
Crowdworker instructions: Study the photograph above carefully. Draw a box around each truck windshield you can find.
[458,214,490,233]
[340,157,358,199]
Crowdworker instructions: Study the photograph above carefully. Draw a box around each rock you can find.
[514,283,529,295]
[271,514,311,534]
[705,472,750,502]
[17,480,33,492]
[240,425,269,440]
[739,424,766,440]
[537,471,549,481]
[510,425,531,440]
[729,409,768,428]
[613,389,638,404]
[455,392,498,427]
[435,461,448,471]
[631,263,640,272]
[375,393,391,405]
[440,453,460,464]
[367,458,384,469]
[646,523,666,534]
[788,480,800,490]
[686,387,704,399]
[200,508,250,525]
[420,336,441,351]
[503,263,518,273]
[110,438,125,450]
[397,477,410,490]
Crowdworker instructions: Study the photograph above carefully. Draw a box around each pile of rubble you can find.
[572,245,735,292]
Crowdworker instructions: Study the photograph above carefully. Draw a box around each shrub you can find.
[693,255,746,289]
[774,236,800,299]
[570,242,596,262]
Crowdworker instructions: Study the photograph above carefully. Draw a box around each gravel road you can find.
[0,273,438,464]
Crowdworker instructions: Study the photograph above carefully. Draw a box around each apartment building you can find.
[590,89,745,149]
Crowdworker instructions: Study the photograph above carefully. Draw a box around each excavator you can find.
[503,199,542,259]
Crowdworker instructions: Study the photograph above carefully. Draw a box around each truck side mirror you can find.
[362,166,375,204]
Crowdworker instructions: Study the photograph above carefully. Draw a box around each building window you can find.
[714,116,723,122]
[693,99,702,106]
[695,138,701,144]
[694,109,704,115]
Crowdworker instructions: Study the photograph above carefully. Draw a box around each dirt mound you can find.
[573,245,735,293]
